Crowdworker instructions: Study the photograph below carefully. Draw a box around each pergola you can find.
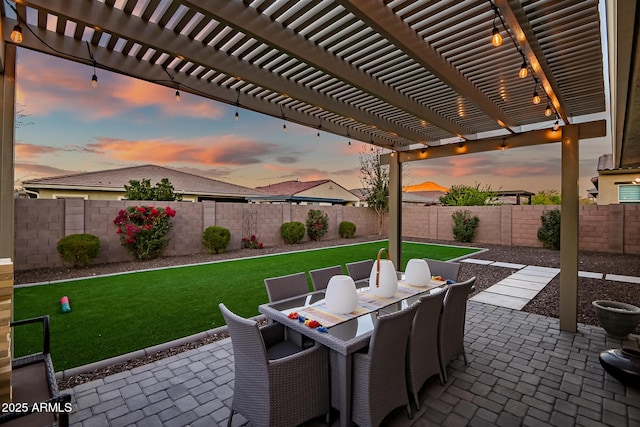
[0,1,638,336]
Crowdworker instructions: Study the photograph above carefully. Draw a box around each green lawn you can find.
[15,241,480,370]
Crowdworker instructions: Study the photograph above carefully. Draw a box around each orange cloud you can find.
[15,144,59,159]
[87,135,279,166]
[17,50,224,120]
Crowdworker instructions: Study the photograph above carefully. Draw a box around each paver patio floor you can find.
[67,301,640,427]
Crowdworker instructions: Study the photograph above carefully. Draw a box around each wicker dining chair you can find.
[346,259,374,288]
[351,300,420,427]
[219,303,330,427]
[406,289,447,411]
[263,272,309,302]
[439,276,476,383]
[424,258,461,282]
[309,265,343,291]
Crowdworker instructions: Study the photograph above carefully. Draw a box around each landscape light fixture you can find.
[10,24,22,44]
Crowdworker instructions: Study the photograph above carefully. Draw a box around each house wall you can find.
[596,170,640,205]
[13,200,640,270]
[32,188,199,202]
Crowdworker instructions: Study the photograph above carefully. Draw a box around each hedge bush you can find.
[452,210,479,243]
[306,209,329,241]
[339,221,356,238]
[202,226,231,254]
[537,209,561,249]
[280,221,305,244]
[56,234,101,267]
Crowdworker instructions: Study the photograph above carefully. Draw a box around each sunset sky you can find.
[14,48,610,196]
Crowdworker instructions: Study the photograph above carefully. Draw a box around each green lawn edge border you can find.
[16,239,485,288]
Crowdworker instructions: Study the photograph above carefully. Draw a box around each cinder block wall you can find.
[13,200,640,270]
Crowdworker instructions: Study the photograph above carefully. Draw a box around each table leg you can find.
[330,351,353,427]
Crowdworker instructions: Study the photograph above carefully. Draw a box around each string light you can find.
[234,91,240,121]
[491,3,502,47]
[500,139,507,151]
[86,42,98,89]
[283,121,287,133]
[10,24,22,43]
[175,88,181,102]
[519,60,528,79]
[91,73,98,89]
[545,103,553,117]
[552,120,559,131]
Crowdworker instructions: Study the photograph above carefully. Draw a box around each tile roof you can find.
[22,164,265,197]
[255,179,331,196]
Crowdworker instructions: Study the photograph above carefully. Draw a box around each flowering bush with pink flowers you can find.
[114,205,177,259]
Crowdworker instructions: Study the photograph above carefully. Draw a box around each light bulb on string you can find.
[316,131,320,140]
[545,104,553,117]
[11,25,22,43]
[235,110,239,122]
[553,120,559,131]
[492,27,502,47]
[175,90,181,102]
[532,89,540,105]
[519,61,528,79]
[283,121,287,133]
[91,73,98,89]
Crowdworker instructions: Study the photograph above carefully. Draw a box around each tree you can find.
[439,183,500,206]
[531,190,561,205]
[124,178,183,201]
[359,147,389,235]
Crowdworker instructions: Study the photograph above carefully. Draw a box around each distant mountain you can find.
[403,181,449,193]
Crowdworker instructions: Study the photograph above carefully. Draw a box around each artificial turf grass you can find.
[14,240,480,370]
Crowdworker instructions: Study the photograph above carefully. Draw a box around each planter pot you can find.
[592,300,640,339]
[599,348,640,389]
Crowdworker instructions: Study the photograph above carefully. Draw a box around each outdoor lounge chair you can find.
[351,300,420,427]
[264,272,309,302]
[309,265,343,291]
[406,289,446,410]
[219,303,329,427]
[346,259,374,288]
[439,277,476,383]
[0,316,71,427]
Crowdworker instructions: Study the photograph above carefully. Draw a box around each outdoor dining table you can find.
[258,277,448,427]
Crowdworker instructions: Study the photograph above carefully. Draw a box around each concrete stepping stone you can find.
[461,258,494,265]
[484,284,539,299]
[498,277,547,291]
[579,271,604,279]
[605,274,640,284]
[490,262,526,269]
[469,292,529,310]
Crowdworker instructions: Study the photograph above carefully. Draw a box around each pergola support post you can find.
[388,154,402,269]
[559,125,579,332]
[0,43,16,260]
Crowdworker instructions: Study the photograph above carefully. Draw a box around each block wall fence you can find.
[12,199,640,270]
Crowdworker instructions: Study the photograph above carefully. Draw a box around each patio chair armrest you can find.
[11,315,51,355]
[260,321,286,348]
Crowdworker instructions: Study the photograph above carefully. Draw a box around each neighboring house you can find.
[349,188,439,206]
[591,154,640,205]
[403,181,448,205]
[22,164,266,202]
[254,179,360,206]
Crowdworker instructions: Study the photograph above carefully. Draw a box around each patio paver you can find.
[63,301,640,427]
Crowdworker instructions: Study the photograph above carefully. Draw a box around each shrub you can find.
[306,209,329,241]
[452,209,479,243]
[242,234,263,249]
[114,205,176,260]
[339,221,356,238]
[202,226,231,254]
[280,222,305,244]
[538,209,561,249]
[56,234,101,267]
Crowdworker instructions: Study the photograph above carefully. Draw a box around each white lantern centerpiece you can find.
[325,275,358,314]
[369,248,398,298]
[404,259,432,287]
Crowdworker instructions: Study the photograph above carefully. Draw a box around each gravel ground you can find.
[14,236,640,389]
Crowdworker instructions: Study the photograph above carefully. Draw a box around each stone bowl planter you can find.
[599,348,640,389]
[592,300,640,339]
